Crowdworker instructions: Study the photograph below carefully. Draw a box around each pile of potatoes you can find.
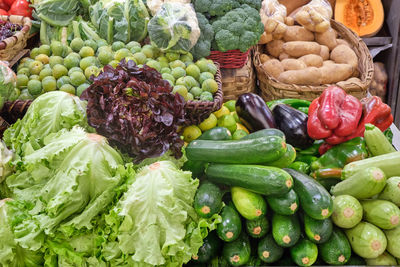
[260,25,361,86]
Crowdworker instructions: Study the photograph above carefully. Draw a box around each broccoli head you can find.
[210,0,241,16]
[214,29,239,52]
[194,0,211,14]
[190,12,214,60]
[239,0,262,10]
[239,31,258,52]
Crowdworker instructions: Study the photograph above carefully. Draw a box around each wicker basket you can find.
[184,63,223,125]
[0,99,32,138]
[221,51,256,101]
[207,49,250,69]
[254,20,374,101]
[0,15,31,62]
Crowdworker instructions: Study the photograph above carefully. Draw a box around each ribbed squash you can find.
[335,0,384,37]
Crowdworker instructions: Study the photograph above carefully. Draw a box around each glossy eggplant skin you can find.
[272,104,314,149]
[236,93,276,131]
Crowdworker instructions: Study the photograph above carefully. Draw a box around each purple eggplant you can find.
[272,104,314,149]
[235,93,276,131]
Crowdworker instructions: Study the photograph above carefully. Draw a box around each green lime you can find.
[199,72,214,84]
[207,63,218,75]
[146,60,161,72]
[84,66,99,80]
[43,64,51,70]
[112,41,125,51]
[79,46,95,58]
[42,76,57,92]
[202,79,218,94]
[17,67,30,76]
[28,61,43,75]
[169,60,186,69]
[49,56,64,68]
[109,60,119,68]
[57,76,71,89]
[7,88,20,101]
[224,100,236,112]
[182,125,202,142]
[200,91,213,102]
[199,113,218,132]
[68,67,83,76]
[115,48,132,62]
[39,68,52,80]
[50,41,64,57]
[76,83,90,97]
[160,67,171,74]
[214,105,231,119]
[66,46,73,55]
[218,114,237,134]
[68,52,81,60]
[132,52,147,65]
[30,48,40,59]
[183,76,199,89]
[84,39,98,52]
[187,93,194,101]
[196,59,209,72]
[158,56,168,63]
[23,59,35,69]
[29,75,40,81]
[52,64,68,79]
[186,64,201,81]
[98,50,114,65]
[70,71,87,86]
[130,46,141,54]
[16,74,29,88]
[141,46,154,58]
[180,53,193,63]
[126,41,141,50]
[27,79,42,96]
[64,54,80,69]
[162,73,175,84]
[172,85,188,99]
[19,89,33,100]
[166,52,180,62]
[96,39,108,49]
[232,111,240,123]
[20,57,31,64]
[70,38,84,53]
[35,54,49,65]
[189,87,202,98]
[175,77,185,87]
[171,67,186,79]
[38,45,51,56]
[80,56,98,71]
[60,84,76,94]
[232,129,248,140]
[98,46,112,55]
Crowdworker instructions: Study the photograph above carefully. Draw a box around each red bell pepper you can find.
[307,98,332,140]
[0,1,9,11]
[8,0,32,18]
[4,0,14,8]
[0,8,7,15]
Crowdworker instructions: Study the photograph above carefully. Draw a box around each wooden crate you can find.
[220,53,256,101]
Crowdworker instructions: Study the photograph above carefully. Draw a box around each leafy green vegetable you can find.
[0,141,13,184]
[0,62,18,109]
[34,0,80,27]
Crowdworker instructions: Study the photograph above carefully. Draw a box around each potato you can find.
[279,53,291,61]
[320,45,329,60]
[336,39,351,47]
[259,32,273,44]
[262,59,284,79]
[285,16,295,26]
[315,28,337,50]
[283,41,321,57]
[299,54,323,67]
[323,60,335,65]
[283,26,314,42]
[319,63,353,84]
[267,40,285,58]
[260,54,271,64]
[281,58,307,70]
[330,44,358,69]
[278,67,322,85]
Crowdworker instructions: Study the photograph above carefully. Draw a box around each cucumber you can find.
[242,128,285,141]
[272,213,301,247]
[304,213,333,244]
[206,164,293,196]
[364,123,396,156]
[258,234,284,263]
[198,127,232,141]
[186,136,287,164]
[182,160,205,179]
[194,182,223,218]
[345,254,366,265]
[266,189,299,215]
[379,177,400,206]
[267,144,296,168]
[342,152,400,179]
[192,231,221,263]
[331,195,363,229]
[384,225,400,258]
[246,216,269,239]
[345,222,387,259]
[290,239,318,266]
[231,187,267,220]
[222,233,251,266]
[361,199,400,230]
[332,167,387,199]
[319,227,351,265]
[284,168,333,220]
[365,251,397,266]
[217,205,242,242]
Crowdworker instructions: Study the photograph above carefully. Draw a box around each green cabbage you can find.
[34,0,80,27]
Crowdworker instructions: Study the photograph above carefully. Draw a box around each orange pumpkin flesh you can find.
[335,0,384,37]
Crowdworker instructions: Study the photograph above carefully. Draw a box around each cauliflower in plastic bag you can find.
[295,0,333,33]
[146,0,190,15]
[0,61,18,110]
[259,0,287,43]
[148,2,200,53]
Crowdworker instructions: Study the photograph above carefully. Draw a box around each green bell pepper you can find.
[297,140,324,156]
[266,99,311,110]
[288,161,310,174]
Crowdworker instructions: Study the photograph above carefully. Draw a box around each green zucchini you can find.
[331,195,363,229]
[266,189,299,215]
[222,233,251,266]
[247,256,262,266]
[365,251,397,266]
[345,222,387,259]
[186,136,287,164]
[364,123,396,156]
[284,168,333,220]
[342,152,400,179]
[272,213,301,248]
[319,227,351,265]
[345,254,366,265]
[217,205,242,242]
[276,250,296,266]
[206,164,293,196]
[182,160,205,179]
[332,167,387,199]
[231,187,267,220]
[379,177,400,206]
[267,144,297,168]
[258,234,284,263]
[198,127,232,141]
[192,231,221,263]
[304,213,333,244]
[384,225,400,258]
[361,199,400,230]
[242,128,285,141]
[194,182,223,218]
[290,239,318,266]
[246,216,269,239]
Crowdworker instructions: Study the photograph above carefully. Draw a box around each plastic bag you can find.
[295,0,333,33]
[259,0,287,44]
[0,61,17,110]
[146,0,191,16]
[148,2,200,53]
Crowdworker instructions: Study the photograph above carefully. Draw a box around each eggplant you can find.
[272,104,313,149]
[235,93,276,131]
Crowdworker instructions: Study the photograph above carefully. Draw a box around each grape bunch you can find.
[0,20,22,42]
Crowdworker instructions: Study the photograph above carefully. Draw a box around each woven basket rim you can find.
[0,15,32,50]
[254,19,374,94]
